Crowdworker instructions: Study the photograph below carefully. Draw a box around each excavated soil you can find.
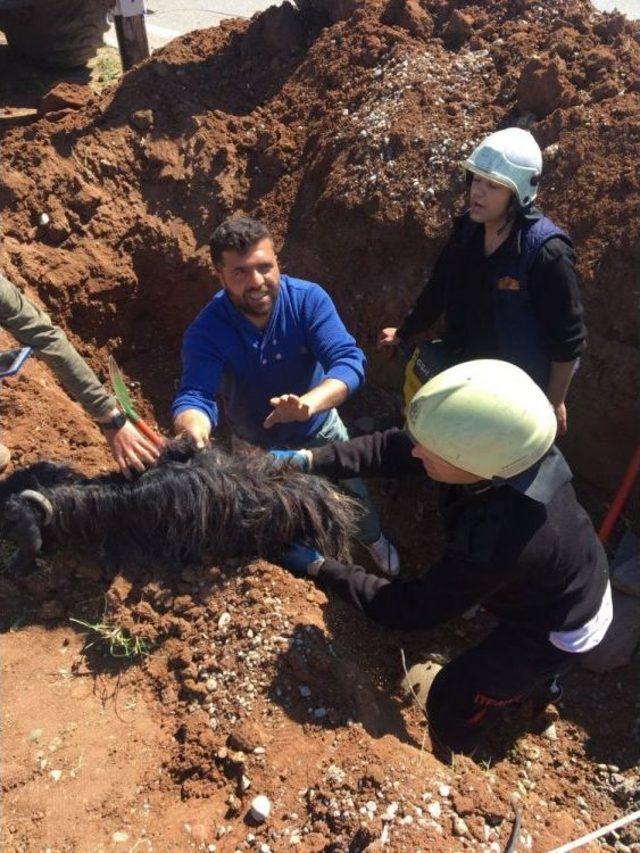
[1,0,640,850]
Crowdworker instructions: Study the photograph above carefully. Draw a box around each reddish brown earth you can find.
[1,0,639,850]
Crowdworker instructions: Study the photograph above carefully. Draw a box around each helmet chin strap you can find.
[496,196,520,237]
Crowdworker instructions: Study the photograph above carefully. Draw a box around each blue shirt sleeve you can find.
[171,313,224,427]
[302,284,365,395]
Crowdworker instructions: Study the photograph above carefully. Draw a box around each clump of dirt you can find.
[1,0,640,849]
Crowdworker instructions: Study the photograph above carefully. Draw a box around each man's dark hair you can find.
[209,217,271,267]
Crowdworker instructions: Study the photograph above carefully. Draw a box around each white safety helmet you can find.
[463,128,543,209]
[406,359,557,481]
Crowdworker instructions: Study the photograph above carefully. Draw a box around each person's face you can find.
[468,174,513,225]
[411,443,483,484]
[216,238,281,325]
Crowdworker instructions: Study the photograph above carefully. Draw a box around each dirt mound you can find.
[1,0,638,490]
[2,535,639,850]
[1,0,640,848]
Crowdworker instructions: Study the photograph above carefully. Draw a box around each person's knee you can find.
[426,661,479,755]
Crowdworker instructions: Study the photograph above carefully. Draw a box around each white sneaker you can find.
[366,532,400,576]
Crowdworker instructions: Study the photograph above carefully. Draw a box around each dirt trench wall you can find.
[1,0,638,493]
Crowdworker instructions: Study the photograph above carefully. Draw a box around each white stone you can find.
[218,612,231,630]
[453,816,469,836]
[438,784,451,797]
[112,832,129,843]
[39,213,50,226]
[249,795,271,823]
[50,769,62,782]
[382,802,398,822]
[427,801,441,819]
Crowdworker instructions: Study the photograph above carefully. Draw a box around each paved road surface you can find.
[105,0,280,52]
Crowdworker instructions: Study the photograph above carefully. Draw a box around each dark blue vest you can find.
[457,213,571,389]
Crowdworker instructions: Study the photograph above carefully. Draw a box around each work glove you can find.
[268,449,313,472]
[280,542,325,577]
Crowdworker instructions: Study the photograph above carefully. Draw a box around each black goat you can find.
[0,438,359,572]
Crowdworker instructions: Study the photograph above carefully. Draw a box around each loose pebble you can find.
[249,794,271,823]
[427,801,441,819]
[112,831,129,843]
[453,816,469,836]
[438,784,451,797]
[382,802,398,822]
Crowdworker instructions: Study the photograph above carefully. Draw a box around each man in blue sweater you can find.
[172,216,398,574]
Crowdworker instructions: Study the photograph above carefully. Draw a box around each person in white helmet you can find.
[271,360,611,759]
[377,127,586,436]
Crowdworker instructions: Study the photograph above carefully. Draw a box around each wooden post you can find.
[113,0,150,71]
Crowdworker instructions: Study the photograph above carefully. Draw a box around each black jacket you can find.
[397,210,587,374]
[310,429,608,638]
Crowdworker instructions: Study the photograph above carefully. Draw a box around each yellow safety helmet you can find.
[406,359,557,480]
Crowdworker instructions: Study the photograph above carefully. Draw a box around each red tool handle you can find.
[598,443,640,543]
[134,417,165,449]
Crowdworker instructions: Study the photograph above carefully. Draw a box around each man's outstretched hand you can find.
[264,394,312,428]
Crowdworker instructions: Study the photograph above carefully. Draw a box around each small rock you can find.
[112,831,129,843]
[381,802,398,822]
[453,816,469,836]
[130,109,154,132]
[438,784,451,797]
[427,801,441,819]
[38,213,50,226]
[39,82,92,115]
[27,729,43,742]
[249,795,271,823]
[50,769,62,782]
[542,723,557,740]
[443,9,473,49]
[218,612,231,630]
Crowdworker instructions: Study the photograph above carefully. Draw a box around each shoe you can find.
[365,532,400,576]
[0,443,10,473]
[526,676,563,725]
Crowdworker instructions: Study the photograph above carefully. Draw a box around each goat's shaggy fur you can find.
[0,439,359,571]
